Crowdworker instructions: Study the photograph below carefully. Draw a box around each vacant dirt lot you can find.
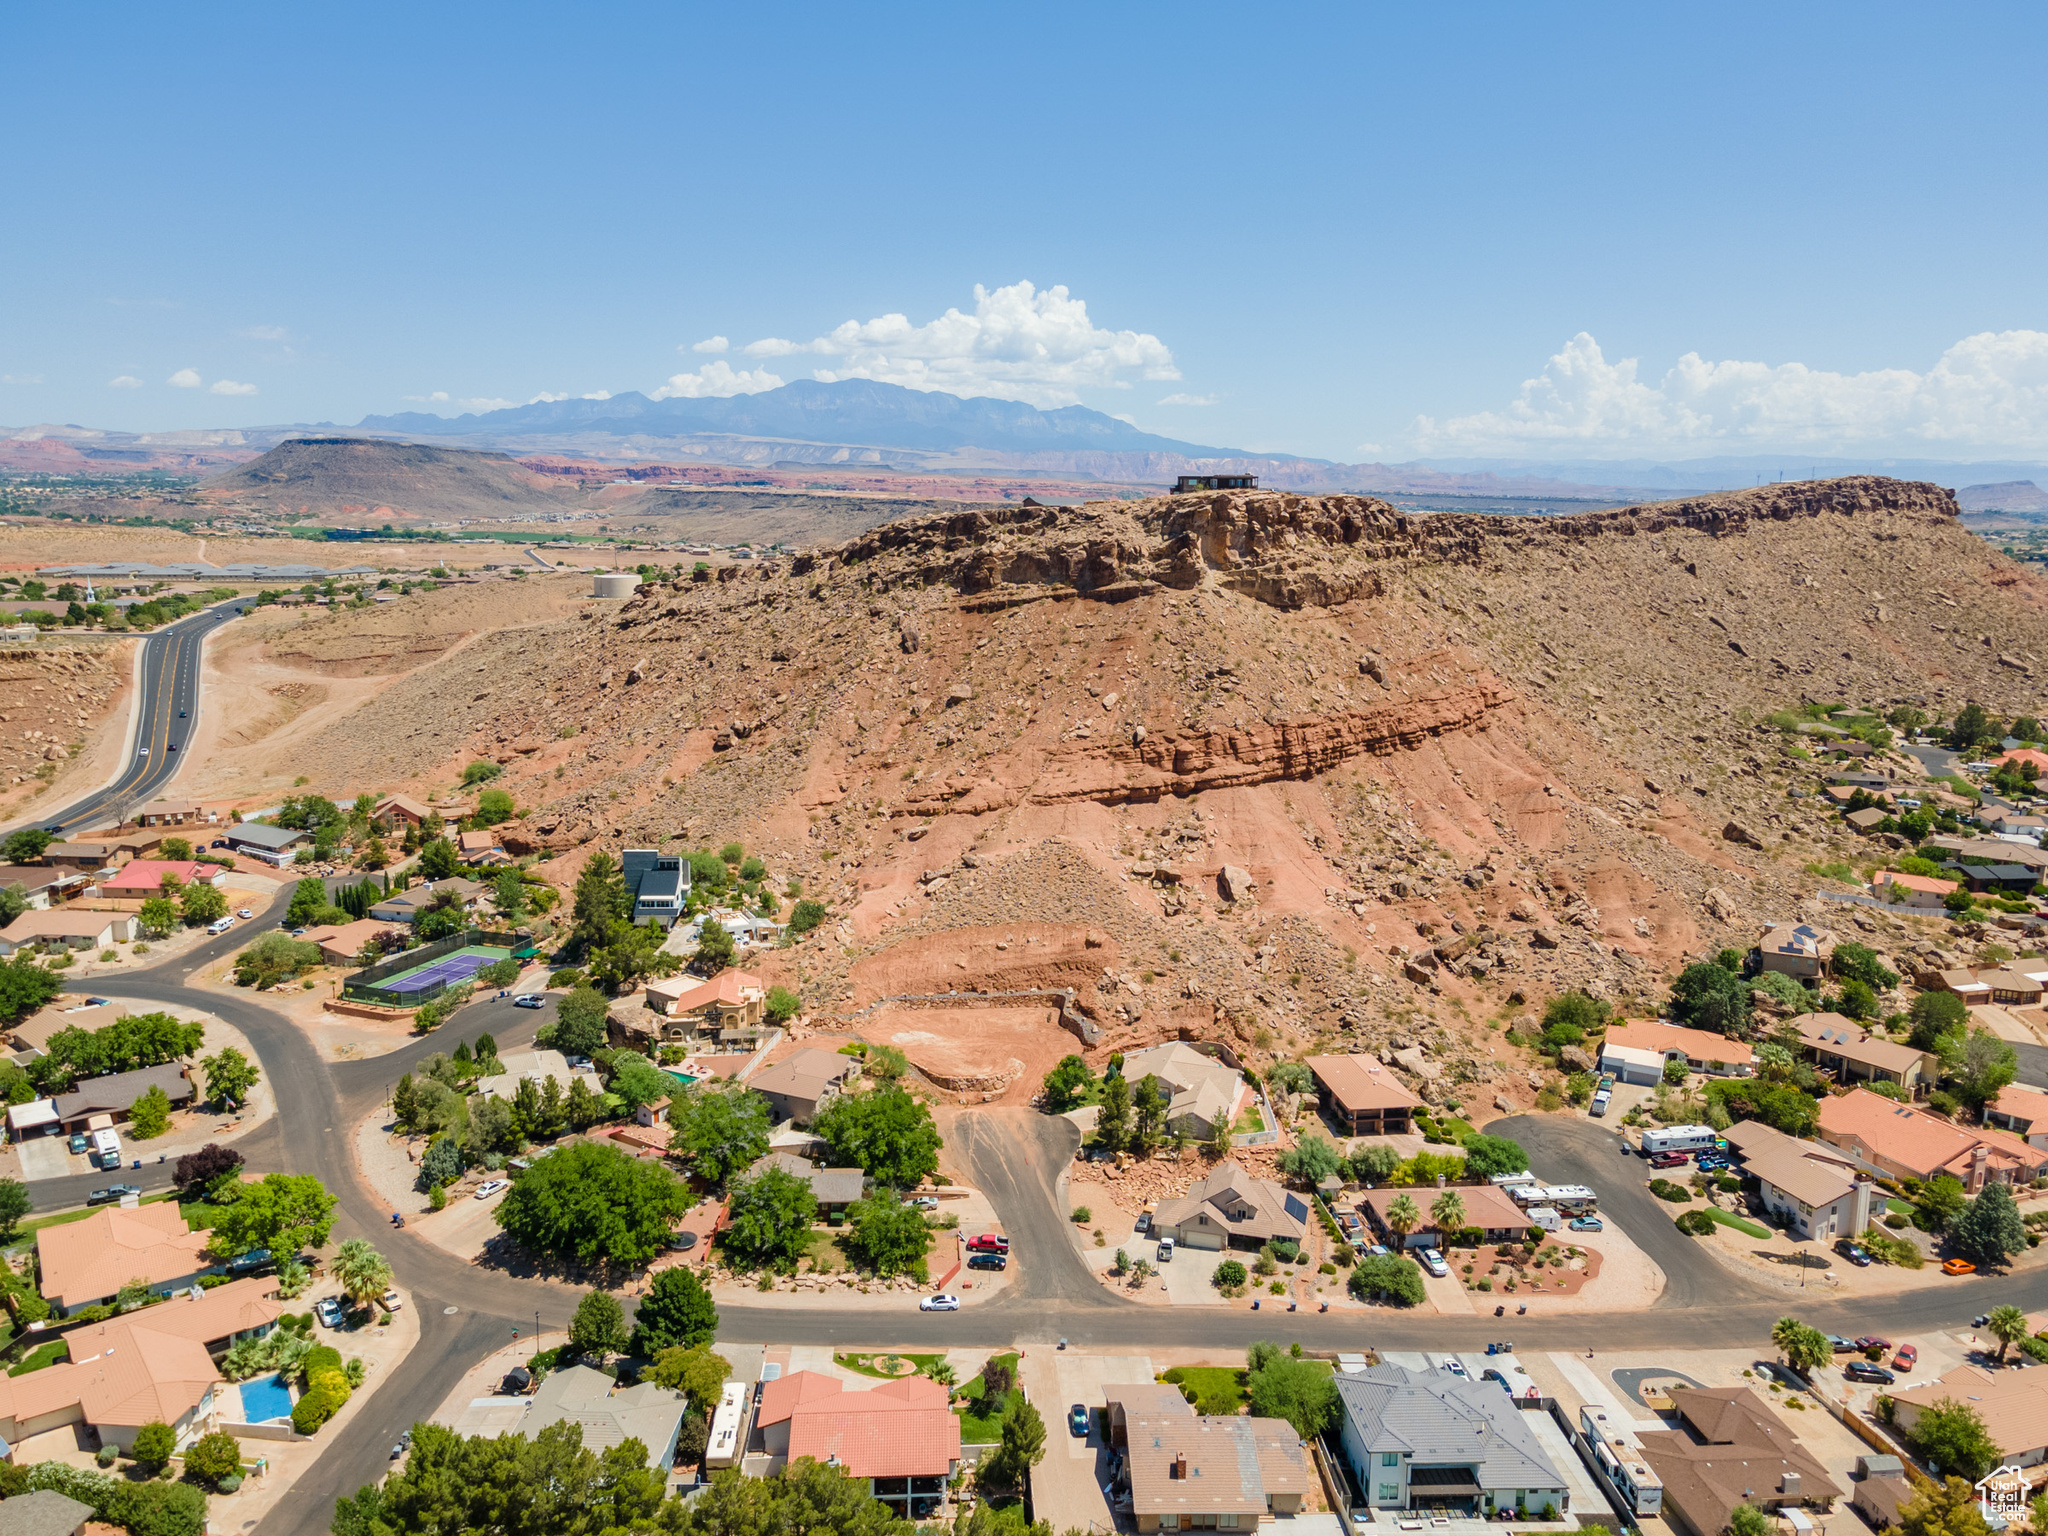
[869,1002,1075,1100]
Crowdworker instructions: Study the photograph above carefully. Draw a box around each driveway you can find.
[14,1134,75,1183]
[1020,1351,1158,1534]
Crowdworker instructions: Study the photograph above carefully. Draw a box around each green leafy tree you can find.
[606,1054,674,1110]
[332,1238,395,1309]
[842,1191,930,1279]
[0,951,61,1026]
[1834,942,1899,992]
[208,1173,337,1258]
[128,1084,173,1139]
[462,761,503,787]
[419,1135,465,1189]
[475,788,515,825]
[814,1085,941,1188]
[137,895,177,938]
[628,1266,719,1356]
[180,880,228,925]
[172,1143,243,1199]
[2,827,53,863]
[786,898,829,935]
[1728,1504,1773,1536]
[1212,1258,1248,1289]
[553,985,612,1056]
[1458,1134,1528,1180]
[1278,1132,1344,1185]
[201,1046,260,1109]
[1940,1026,2018,1110]
[346,1420,667,1536]
[649,1343,731,1414]
[764,985,801,1024]
[1770,1318,1832,1374]
[1910,991,1970,1051]
[1834,978,1878,1021]
[666,1085,771,1188]
[722,1166,818,1271]
[572,852,629,950]
[1898,1476,1995,1536]
[0,1177,30,1238]
[1670,961,1753,1038]
[569,1288,629,1364]
[1247,1353,1340,1437]
[1986,1304,2031,1363]
[1042,1054,1095,1112]
[693,917,736,972]
[1349,1254,1425,1305]
[1349,1142,1401,1184]
[494,1142,691,1271]
[1916,1174,1969,1233]
[287,876,330,926]
[1948,703,1996,751]
[183,1429,243,1489]
[130,1420,176,1471]
[417,837,461,880]
[1906,1398,2002,1483]
[1703,1079,1819,1136]
[491,868,527,921]
[1950,1181,2027,1268]
[1094,1071,1131,1153]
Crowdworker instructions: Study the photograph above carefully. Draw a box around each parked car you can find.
[966,1233,1010,1253]
[1854,1336,1891,1353]
[1440,1359,1468,1378]
[237,908,253,919]
[474,1179,509,1200]
[911,1195,939,1211]
[1135,1211,1152,1233]
[1070,1404,1090,1438]
[919,1294,961,1312]
[1648,1151,1690,1169]
[86,1185,140,1205]
[1894,1344,1918,1370]
[565,1055,594,1071]
[512,994,545,1009]
[1418,1248,1450,1278]
[1839,1242,1873,1267]
[1943,1258,1978,1276]
[967,1253,1007,1271]
[1568,1216,1604,1232]
[67,1132,88,1156]
[379,1288,403,1311]
[316,1297,346,1329]
[1846,1361,1896,1385]
[390,1429,413,1461]
[1156,1237,1175,1263]
[1826,1335,1855,1353]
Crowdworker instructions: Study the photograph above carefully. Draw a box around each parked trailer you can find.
[1639,1124,1719,1156]
[706,1381,748,1469]
[1508,1184,1598,1213]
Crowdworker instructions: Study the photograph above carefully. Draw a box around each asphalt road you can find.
[26,599,252,838]
[31,955,2048,1536]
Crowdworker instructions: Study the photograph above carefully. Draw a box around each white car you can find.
[379,1288,403,1312]
[1418,1248,1450,1278]
[138,747,148,757]
[237,908,253,919]
[512,993,545,1009]
[474,1179,509,1200]
[919,1293,961,1312]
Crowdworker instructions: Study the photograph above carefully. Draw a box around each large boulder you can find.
[1218,864,1255,903]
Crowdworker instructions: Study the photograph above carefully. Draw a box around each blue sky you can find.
[4,2,2046,462]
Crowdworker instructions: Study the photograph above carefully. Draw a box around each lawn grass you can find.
[1706,1208,1771,1240]
[1233,1107,1267,1135]
[802,1230,853,1273]
[957,1352,1022,1442]
[835,1351,945,1380]
[8,1339,66,1376]
[1885,1198,1913,1216]
[175,1197,229,1233]
[1161,1365,1249,1415]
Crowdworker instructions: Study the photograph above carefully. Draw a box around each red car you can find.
[966,1234,1010,1254]
[1648,1151,1691,1169]
[1853,1336,1891,1353]
[1893,1344,1917,1371]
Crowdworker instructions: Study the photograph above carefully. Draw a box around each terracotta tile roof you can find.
[1357,1183,1530,1235]
[782,1372,961,1478]
[647,968,764,1014]
[1306,1054,1422,1112]
[1125,1415,1309,1518]
[1818,1087,2047,1183]
[1893,1365,2048,1459]
[1874,870,1960,896]
[1991,1082,2048,1131]
[37,1202,212,1311]
[756,1368,847,1427]
[0,1319,220,1429]
[60,1276,281,1359]
[1603,1021,1755,1069]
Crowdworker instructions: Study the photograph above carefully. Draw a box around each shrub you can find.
[131,1420,176,1470]
[1649,1178,1694,1203]
[1675,1209,1716,1236]
[1213,1259,1248,1289]
[183,1430,243,1489]
[1070,1206,1092,1224]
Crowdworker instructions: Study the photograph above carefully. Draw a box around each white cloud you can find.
[168,368,202,388]
[402,390,516,412]
[1414,329,2048,455]
[1157,392,1216,406]
[209,379,257,396]
[651,360,786,400]
[0,374,41,385]
[108,375,143,389]
[583,389,611,401]
[526,390,614,404]
[239,325,290,341]
[740,280,1178,408]
[691,336,729,354]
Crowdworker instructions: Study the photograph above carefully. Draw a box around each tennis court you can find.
[376,944,513,996]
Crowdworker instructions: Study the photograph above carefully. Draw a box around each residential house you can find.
[1331,1364,1571,1518]
[1788,1012,1938,1096]
[633,968,766,1049]
[1930,835,2048,874]
[1832,770,1892,791]
[1756,923,1838,980]
[521,1364,689,1471]
[60,1276,283,1362]
[0,1492,93,1536]
[1151,1161,1307,1252]
[623,848,691,931]
[134,800,205,827]
[686,909,785,948]
[1121,1042,1253,1141]
[1850,1456,1912,1530]
[39,842,120,873]
[299,917,400,967]
[0,909,140,955]
[749,1048,857,1126]
[1845,807,1890,834]
[1986,1083,2048,1149]
[0,867,88,910]
[1817,1086,2048,1191]
[373,793,430,827]
[7,995,123,1054]
[369,878,482,923]
[223,823,311,863]
[50,1062,196,1133]
[1981,809,2047,841]
[1634,1387,1840,1536]
[1871,869,1959,909]
[745,1151,865,1214]
[36,1202,217,1315]
[0,1318,223,1455]
[1306,1055,1420,1135]
[1981,968,2048,1006]
[1941,861,2039,893]
[95,859,225,900]
[1719,1120,1876,1241]
[1891,1366,2048,1469]
[1105,1383,1198,1446]
[457,829,507,866]
[754,1371,960,1517]
[1928,966,1994,1005]
[472,1049,603,1104]
[1998,749,2048,776]
[1356,1183,1533,1248]
[1599,1021,1755,1084]
[1122,1413,1310,1533]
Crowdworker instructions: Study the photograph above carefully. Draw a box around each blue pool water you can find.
[237,1373,294,1422]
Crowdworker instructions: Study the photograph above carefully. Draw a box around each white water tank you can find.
[591,572,641,599]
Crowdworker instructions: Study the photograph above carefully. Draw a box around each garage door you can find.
[1178,1230,1224,1251]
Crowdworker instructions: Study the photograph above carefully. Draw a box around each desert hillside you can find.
[279,476,2048,1102]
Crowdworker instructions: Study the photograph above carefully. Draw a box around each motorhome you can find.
[1639,1124,1719,1156]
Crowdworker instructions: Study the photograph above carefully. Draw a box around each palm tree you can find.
[1387,1194,1421,1243]
[1431,1190,1466,1238]
[331,1239,394,1312]
[1770,1316,1804,1363]
[1987,1304,2030,1363]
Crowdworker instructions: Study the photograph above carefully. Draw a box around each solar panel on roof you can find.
[1283,1195,1309,1222]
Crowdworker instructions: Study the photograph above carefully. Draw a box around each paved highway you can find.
[24,599,251,838]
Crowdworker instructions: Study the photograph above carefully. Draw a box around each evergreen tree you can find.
[1095,1072,1131,1152]
[1950,1180,2027,1268]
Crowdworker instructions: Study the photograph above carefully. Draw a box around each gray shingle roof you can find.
[1334,1366,1565,1492]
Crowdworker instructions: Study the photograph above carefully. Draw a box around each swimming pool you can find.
[237,1372,294,1422]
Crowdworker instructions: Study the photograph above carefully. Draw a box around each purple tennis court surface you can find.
[380,944,512,995]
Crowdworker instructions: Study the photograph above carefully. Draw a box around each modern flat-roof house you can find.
[1719,1121,1875,1241]
[36,1202,217,1315]
[749,1048,857,1126]
[1356,1183,1533,1248]
[1756,923,1837,980]
[1121,1412,1310,1533]
[1331,1364,1571,1518]
[633,968,766,1048]
[1986,1083,2048,1149]
[1152,1161,1307,1252]
[1892,1366,2048,1470]
[1635,1387,1840,1536]
[1306,1054,1420,1134]
[1599,1021,1755,1083]
[622,848,691,931]
[755,1371,961,1518]
[224,823,311,862]
[1788,1012,1938,1096]
[1121,1042,1252,1141]
[522,1364,689,1471]
[1818,1087,2048,1191]
[0,909,140,955]
[746,1151,865,1213]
